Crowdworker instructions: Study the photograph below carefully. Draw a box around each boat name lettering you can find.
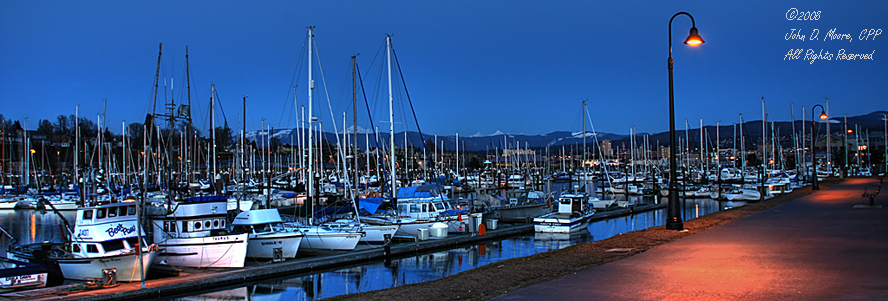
[213,236,230,241]
[105,223,136,237]
[261,241,283,246]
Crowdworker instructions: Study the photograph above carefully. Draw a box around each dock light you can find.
[811,104,827,190]
[666,12,704,231]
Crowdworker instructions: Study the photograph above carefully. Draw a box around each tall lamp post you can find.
[811,104,827,190]
[666,12,704,231]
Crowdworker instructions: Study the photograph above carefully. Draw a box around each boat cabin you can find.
[557,194,587,214]
[69,202,145,258]
[150,195,230,241]
[231,209,287,234]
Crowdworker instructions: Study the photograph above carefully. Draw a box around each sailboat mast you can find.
[211,84,217,181]
[352,56,358,196]
[307,27,315,204]
[582,100,587,184]
[739,114,745,171]
[74,106,79,201]
[387,35,396,201]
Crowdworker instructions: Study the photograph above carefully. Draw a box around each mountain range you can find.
[244,111,887,152]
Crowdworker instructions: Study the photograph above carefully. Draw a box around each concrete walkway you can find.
[494,177,888,300]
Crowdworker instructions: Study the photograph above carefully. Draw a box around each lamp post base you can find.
[666,219,684,231]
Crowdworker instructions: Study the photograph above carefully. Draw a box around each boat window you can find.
[102,240,125,252]
[127,206,136,215]
[72,244,81,253]
[398,205,407,213]
[204,220,211,229]
[560,198,572,205]
[434,203,445,210]
[125,237,139,249]
[194,221,202,230]
[82,210,93,220]
[421,204,428,212]
[220,220,225,228]
[97,208,106,219]
[119,206,128,216]
[86,244,99,253]
[410,204,420,213]
[108,207,118,218]
[213,220,219,228]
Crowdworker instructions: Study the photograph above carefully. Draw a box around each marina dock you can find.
[1,203,665,300]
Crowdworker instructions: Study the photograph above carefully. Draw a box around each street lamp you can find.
[811,104,827,190]
[666,12,704,231]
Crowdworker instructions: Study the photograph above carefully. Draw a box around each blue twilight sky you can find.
[1,1,886,138]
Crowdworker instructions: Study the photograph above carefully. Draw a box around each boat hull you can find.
[299,230,362,253]
[57,249,157,282]
[246,233,303,259]
[154,234,248,268]
[360,225,399,243]
[488,203,551,223]
[533,212,594,233]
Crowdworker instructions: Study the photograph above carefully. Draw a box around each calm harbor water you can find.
[0,191,746,300]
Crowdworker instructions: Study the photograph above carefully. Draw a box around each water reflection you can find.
[0,209,74,248]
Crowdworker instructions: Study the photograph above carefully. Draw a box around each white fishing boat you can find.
[8,202,159,282]
[149,195,248,268]
[533,194,595,233]
[231,209,304,260]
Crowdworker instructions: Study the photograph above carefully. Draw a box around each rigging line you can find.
[279,33,310,128]
[356,61,389,186]
[212,88,229,128]
[390,46,436,177]
[312,35,345,158]
[585,104,615,197]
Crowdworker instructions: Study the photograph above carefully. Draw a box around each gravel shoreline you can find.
[329,179,840,301]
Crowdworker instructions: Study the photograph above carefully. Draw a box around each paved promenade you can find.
[495,177,888,300]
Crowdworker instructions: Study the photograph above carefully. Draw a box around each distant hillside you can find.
[243,111,887,152]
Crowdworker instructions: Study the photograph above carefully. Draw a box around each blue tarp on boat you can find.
[358,198,385,214]
[396,184,441,199]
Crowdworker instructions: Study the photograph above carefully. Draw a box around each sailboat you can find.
[356,35,470,237]
[534,101,596,233]
[281,27,362,253]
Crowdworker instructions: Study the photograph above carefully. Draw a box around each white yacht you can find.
[149,195,248,268]
[231,209,304,260]
[533,194,595,233]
